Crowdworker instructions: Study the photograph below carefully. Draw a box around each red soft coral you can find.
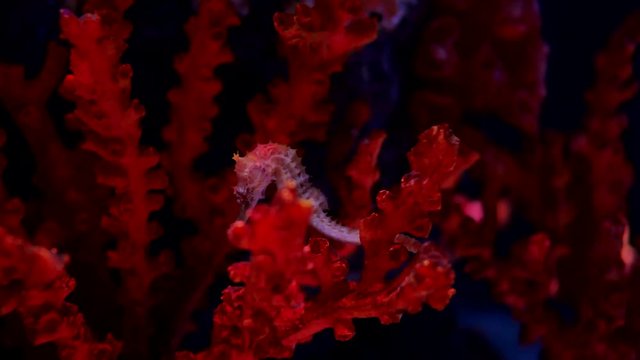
[179,125,457,359]
[59,9,169,357]
[0,228,120,359]
[412,0,547,135]
[247,0,378,145]
[338,130,386,225]
[165,0,239,221]
[162,0,241,348]
[435,10,640,359]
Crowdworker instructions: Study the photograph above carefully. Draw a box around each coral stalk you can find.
[0,228,120,359]
[59,9,168,357]
[165,0,238,222]
[248,0,378,144]
[162,0,240,348]
[439,10,640,358]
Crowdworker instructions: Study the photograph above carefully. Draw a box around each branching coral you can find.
[60,9,169,357]
[0,228,120,359]
[433,7,640,359]
[179,125,457,359]
[165,0,239,222]
[0,0,638,359]
[339,130,387,224]
[247,0,378,145]
[0,43,98,249]
[162,0,240,349]
[412,0,547,135]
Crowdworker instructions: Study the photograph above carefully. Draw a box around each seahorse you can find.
[233,143,360,245]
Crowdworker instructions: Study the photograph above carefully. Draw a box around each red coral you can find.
[0,43,103,248]
[578,12,639,219]
[59,9,169,357]
[247,0,378,144]
[162,0,241,347]
[338,130,386,225]
[436,9,640,359]
[0,228,120,359]
[81,0,133,34]
[179,125,457,359]
[165,0,239,220]
[0,131,25,237]
[359,125,459,287]
[325,101,385,240]
[491,233,567,342]
[3,0,639,358]
[412,0,547,135]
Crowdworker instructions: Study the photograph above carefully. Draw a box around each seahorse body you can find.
[233,143,360,245]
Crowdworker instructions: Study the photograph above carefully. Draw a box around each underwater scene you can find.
[1,0,640,359]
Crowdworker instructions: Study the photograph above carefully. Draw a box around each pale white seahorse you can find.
[233,143,360,245]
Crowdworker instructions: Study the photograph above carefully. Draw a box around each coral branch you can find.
[339,130,386,224]
[59,9,168,357]
[359,125,459,286]
[247,0,378,144]
[165,0,238,220]
[180,125,457,359]
[324,102,387,238]
[439,10,640,358]
[0,228,120,359]
[0,44,79,245]
[412,0,547,135]
[0,43,67,112]
[0,41,113,252]
[579,11,640,218]
[163,0,240,348]
[0,131,25,236]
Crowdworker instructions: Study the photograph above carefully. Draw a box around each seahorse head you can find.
[233,143,294,217]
